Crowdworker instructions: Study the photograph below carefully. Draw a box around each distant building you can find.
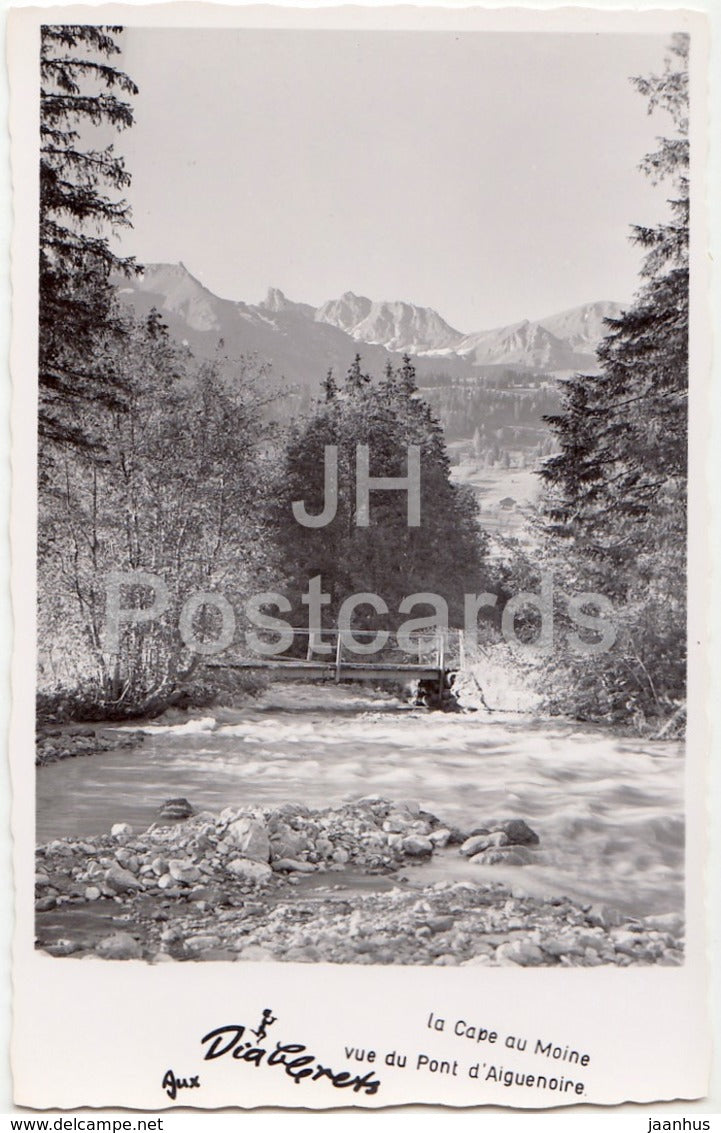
[499,496,516,510]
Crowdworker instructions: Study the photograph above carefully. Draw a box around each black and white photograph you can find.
[33,21,691,965]
[7,2,715,1111]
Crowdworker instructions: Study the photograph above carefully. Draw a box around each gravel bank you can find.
[35,797,684,966]
[36,725,144,766]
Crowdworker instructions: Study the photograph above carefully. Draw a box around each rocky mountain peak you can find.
[118,262,620,379]
[259,287,316,317]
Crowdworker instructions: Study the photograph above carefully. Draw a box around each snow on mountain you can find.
[315,291,373,334]
[314,291,618,367]
[316,291,463,354]
[119,263,619,385]
[120,264,392,390]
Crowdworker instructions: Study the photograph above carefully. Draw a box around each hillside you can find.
[117,264,393,393]
[118,263,621,387]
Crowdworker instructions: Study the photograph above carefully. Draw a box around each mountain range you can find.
[117,263,623,389]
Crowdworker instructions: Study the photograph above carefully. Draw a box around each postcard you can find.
[8,2,713,1110]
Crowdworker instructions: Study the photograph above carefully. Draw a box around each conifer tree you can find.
[541,34,688,554]
[346,353,371,392]
[322,367,337,402]
[535,35,689,721]
[397,353,419,397]
[39,24,138,449]
[271,356,490,634]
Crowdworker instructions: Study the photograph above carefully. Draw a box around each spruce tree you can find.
[322,367,337,402]
[536,35,689,720]
[541,34,688,552]
[346,353,371,392]
[271,355,490,635]
[39,24,138,449]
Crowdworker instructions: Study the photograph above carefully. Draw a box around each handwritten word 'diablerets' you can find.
[199,1010,381,1096]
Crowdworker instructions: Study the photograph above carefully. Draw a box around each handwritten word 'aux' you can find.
[161,1069,200,1100]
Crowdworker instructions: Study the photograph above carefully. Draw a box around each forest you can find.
[37,25,689,731]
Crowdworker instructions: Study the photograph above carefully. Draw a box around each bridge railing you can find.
[217,627,465,672]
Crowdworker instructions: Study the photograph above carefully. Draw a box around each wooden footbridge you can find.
[208,628,465,704]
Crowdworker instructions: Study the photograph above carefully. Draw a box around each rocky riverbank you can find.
[35,797,684,966]
[36,725,144,766]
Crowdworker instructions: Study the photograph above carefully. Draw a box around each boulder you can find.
[114,849,139,872]
[495,940,545,966]
[45,940,82,957]
[96,932,143,960]
[168,859,201,885]
[429,829,452,848]
[105,862,143,893]
[446,828,467,846]
[271,858,316,873]
[540,936,583,958]
[470,846,534,866]
[224,817,270,863]
[401,835,433,858]
[226,858,273,885]
[186,934,222,952]
[495,819,539,846]
[160,926,184,946]
[189,885,225,905]
[576,933,606,953]
[612,932,649,957]
[111,823,133,838]
[275,802,311,819]
[351,793,385,811]
[409,821,432,837]
[460,832,508,857]
[269,828,309,861]
[465,818,539,846]
[586,904,624,930]
[426,916,454,933]
[158,798,194,820]
[486,831,511,848]
[644,912,684,935]
[465,826,491,840]
[382,813,414,834]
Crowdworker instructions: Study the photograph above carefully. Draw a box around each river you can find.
[36,684,684,919]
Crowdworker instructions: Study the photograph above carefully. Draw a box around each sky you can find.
[112,28,675,331]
